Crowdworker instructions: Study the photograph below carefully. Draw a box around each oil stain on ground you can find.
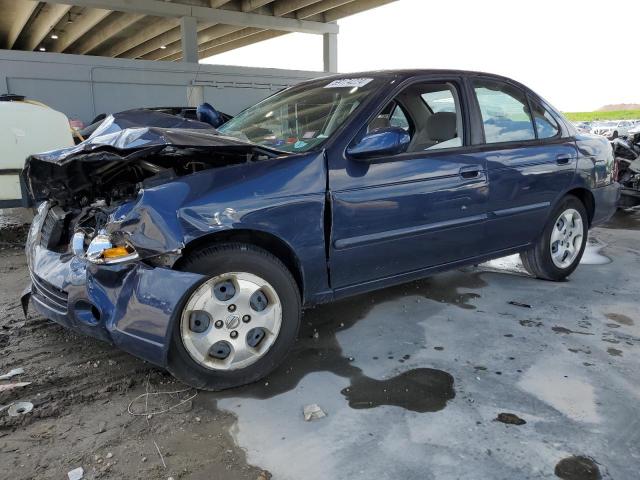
[554,456,601,480]
[495,412,526,425]
[552,326,594,336]
[605,312,634,326]
[340,368,455,413]
[209,271,484,403]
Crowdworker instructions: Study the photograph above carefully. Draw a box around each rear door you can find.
[466,77,577,251]
[328,78,489,290]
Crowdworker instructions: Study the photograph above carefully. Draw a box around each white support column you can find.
[323,30,337,73]
[187,84,205,107]
[180,16,199,63]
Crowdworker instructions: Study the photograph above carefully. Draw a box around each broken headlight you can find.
[84,233,139,264]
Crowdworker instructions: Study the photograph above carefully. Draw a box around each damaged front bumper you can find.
[23,224,204,367]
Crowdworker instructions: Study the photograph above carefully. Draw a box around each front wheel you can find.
[520,195,588,281]
[169,243,301,390]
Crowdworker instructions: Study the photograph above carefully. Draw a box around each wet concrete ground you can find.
[1,208,639,479]
[203,210,640,480]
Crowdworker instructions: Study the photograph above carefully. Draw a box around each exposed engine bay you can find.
[23,111,282,255]
[612,133,640,208]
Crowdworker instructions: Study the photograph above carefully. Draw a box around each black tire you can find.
[169,243,301,391]
[520,195,588,281]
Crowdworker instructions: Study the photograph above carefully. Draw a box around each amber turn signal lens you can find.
[102,246,132,259]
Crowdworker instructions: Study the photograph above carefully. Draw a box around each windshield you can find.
[218,77,385,153]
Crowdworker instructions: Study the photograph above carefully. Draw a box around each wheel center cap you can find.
[225,314,240,330]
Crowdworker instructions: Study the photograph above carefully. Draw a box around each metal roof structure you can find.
[0,0,396,71]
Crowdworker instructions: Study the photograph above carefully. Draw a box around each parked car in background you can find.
[22,70,619,390]
[0,94,74,208]
[573,121,592,134]
[591,120,633,139]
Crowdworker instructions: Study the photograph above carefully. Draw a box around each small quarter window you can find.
[530,98,560,139]
[473,79,535,143]
[390,104,411,131]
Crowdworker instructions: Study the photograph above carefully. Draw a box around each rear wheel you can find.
[169,243,301,390]
[520,195,588,281]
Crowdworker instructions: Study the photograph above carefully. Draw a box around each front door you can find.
[328,80,489,290]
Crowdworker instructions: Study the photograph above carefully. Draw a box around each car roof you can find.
[314,69,521,83]
[305,69,534,95]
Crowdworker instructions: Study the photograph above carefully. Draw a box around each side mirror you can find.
[347,126,410,160]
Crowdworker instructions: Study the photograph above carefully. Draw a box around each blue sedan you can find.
[22,70,619,390]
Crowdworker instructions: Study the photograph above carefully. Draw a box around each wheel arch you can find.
[175,228,305,301]
[564,187,595,226]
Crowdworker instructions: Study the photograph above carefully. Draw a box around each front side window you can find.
[367,101,412,133]
[218,77,385,153]
[365,82,464,152]
[473,79,535,143]
[421,89,457,113]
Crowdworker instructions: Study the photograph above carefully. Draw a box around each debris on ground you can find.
[303,404,327,421]
[0,367,24,380]
[67,466,84,480]
[508,301,532,309]
[96,421,107,433]
[7,401,34,417]
[127,388,197,417]
[495,412,526,425]
[0,381,31,393]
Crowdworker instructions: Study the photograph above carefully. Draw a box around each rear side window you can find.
[530,99,560,139]
[473,79,535,143]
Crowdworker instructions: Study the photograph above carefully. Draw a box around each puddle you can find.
[554,456,601,480]
[340,368,455,413]
[607,348,623,357]
[605,312,634,326]
[552,326,594,336]
[208,271,484,400]
[580,238,611,265]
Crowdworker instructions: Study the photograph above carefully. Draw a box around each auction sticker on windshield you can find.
[324,78,373,88]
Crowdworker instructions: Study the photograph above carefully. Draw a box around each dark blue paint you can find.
[346,126,411,159]
[25,69,620,368]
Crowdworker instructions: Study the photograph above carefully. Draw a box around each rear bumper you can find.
[591,182,621,226]
[24,242,203,367]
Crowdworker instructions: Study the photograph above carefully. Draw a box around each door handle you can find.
[556,155,572,165]
[459,166,482,179]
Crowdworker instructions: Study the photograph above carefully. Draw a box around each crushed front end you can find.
[24,201,203,366]
[21,110,280,366]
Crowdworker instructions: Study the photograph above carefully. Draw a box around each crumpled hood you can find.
[22,109,276,203]
[28,109,254,165]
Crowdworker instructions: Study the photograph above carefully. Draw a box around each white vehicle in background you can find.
[591,120,633,139]
[0,95,74,208]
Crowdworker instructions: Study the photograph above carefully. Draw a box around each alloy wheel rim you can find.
[180,272,282,371]
[550,208,584,269]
